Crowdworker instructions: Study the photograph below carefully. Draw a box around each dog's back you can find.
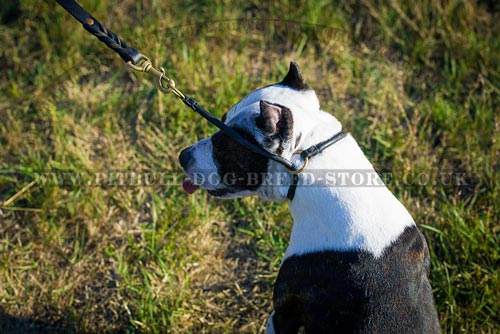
[272,225,441,334]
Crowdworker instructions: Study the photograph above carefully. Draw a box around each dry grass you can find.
[1,0,499,333]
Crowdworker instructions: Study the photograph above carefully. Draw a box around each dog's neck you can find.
[281,111,415,259]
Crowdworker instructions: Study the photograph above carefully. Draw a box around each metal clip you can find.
[127,57,185,99]
[157,67,172,93]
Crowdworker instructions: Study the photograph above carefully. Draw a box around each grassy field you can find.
[0,0,499,333]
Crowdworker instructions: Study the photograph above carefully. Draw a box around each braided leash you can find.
[55,0,347,176]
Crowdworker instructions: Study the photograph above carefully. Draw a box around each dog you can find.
[179,62,441,334]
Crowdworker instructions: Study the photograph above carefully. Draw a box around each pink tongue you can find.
[182,178,200,194]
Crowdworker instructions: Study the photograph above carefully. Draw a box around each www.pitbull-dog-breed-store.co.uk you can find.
[179,62,441,334]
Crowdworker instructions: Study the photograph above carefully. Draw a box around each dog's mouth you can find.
[182,178,200,194]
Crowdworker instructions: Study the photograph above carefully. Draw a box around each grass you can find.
[0,0,499,333]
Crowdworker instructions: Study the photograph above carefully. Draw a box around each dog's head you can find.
[179,62,340,201]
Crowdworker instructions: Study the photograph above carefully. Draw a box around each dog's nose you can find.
[179,146,194,169]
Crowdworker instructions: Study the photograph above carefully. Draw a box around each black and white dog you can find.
[179,62,441,334]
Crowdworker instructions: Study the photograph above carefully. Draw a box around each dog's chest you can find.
[285,183,416,259]
[273,225,433,332]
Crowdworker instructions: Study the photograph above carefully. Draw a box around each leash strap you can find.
[55,0,348,176]
[56,0,143,64]
[287,174,299,201]
[55,0,291,165]
[299,130,348,162]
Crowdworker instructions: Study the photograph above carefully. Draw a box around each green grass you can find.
[0,0,499,333]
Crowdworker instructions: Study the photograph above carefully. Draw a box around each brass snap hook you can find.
[158,67,173,94]
[127,57,185,99]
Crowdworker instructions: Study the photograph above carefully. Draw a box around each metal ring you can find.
[287,157,309,174]
[286,150,309,174]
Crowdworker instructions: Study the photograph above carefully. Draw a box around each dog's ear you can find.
[256,100,293,138]
[280,61,310,91]
[256,101,282,133]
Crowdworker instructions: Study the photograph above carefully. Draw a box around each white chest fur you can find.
[284,135,415,259]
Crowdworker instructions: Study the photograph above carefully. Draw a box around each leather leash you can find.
[55,0,348,190]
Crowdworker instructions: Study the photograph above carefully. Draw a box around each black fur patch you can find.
[280,61,311,91]
[272,225,441,334]
[211,128,269,190]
